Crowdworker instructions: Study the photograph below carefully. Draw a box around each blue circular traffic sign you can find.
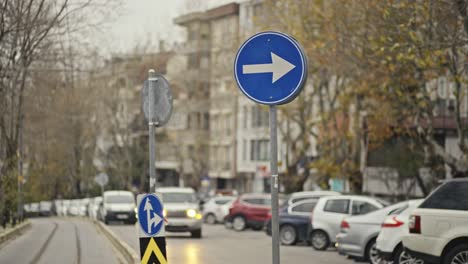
[234,31,308,105]
[138,194,164,236]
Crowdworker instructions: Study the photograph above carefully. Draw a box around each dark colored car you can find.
[265,199,317,245]
[224,193,271,231]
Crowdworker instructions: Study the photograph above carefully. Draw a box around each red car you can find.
[224,193,271,231]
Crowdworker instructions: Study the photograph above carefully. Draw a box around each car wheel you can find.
[280,225,297,246]
[365,239,382,264]
[311,230,329,250]
[191,229,202,238]
[232,215,246,231]
[394,245,424,264]
[205,213,216,225]
[443,244,468,264]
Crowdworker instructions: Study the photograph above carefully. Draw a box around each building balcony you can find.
[411,115,468,131]
[176,41,211,54]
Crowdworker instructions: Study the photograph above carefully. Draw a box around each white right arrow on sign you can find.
[242,52,296,83]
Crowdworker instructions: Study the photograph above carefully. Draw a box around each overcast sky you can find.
[94,0,245,54]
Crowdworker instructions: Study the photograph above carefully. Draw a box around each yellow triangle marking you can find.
[141,237,167,264]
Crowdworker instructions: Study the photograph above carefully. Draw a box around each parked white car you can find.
[31,202,40,216]
[39,201,53,216]
[202,196,236,224]
[310,195,388,250]
[68,199,81,216]
[376,199,424,264]
[88,196,102,220]
[79,198,90,216]
[403,178,468,264]
[286,191,341,205]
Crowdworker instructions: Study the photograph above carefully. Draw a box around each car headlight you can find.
[163,209,167,217]
[187,209,197,218]
[186,209,202,219]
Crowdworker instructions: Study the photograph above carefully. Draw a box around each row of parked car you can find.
[24,197,103,219]
[23,191,137,225]
[24,188,206,238]
[203,178,468,264]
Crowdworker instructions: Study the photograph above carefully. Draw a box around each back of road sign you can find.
[137,193,167,264]
[234,31,308,105]
[141,74,173,126]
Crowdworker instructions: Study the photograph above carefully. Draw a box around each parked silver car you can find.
[336,201,411,264]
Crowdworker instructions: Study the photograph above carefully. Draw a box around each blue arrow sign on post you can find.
[234,31,308,264]
[234,31,308,105]
[138,194,164,236]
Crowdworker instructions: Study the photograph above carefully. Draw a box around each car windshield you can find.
[162,192,197,203]
[214,198,235,204]
[105,195,134,204]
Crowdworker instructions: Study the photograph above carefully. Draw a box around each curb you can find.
[93,220,139,264]
[0,221,31,246]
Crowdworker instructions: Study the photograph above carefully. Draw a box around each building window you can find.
[187,114,192,129]
[225,146,231,170]
[226,114,231,135]
[250,139,269,161]
[243,106,248,128]
[203,113,210,130]
[243,140,247,161]
[251,105,269,128]
[196,112,201,129]
[188,53,200,69]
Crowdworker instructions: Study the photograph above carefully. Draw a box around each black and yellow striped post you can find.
[139,237,167,264]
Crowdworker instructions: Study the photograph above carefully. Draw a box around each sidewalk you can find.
[0,224,13,234]
[0,221,31,246]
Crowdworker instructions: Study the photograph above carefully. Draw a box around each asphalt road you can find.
[109,223,355,264]
[0,218,118,264]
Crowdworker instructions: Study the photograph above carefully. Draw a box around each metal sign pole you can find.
[269,105,280,264]
[139,70,171,264]
[148,69,157,193]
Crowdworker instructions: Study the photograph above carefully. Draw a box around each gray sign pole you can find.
[269,105,280,264]
[148,69,158,193]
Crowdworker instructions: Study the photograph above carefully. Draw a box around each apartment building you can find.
[172,1,321,192]
[170,12,211,189]
[206,3,240,189]
[93,51,180,189]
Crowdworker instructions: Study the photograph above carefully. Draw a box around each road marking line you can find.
[30,221,58,264]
